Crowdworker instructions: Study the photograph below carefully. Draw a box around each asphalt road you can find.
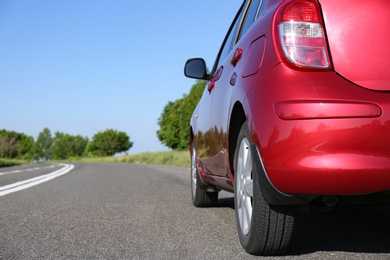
[1,163,390,259]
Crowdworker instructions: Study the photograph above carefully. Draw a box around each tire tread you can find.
[234,122,295,256]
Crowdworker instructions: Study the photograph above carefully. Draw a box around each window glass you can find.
[239,0,261,39]
[218,15,241,67]
[256,0,267,19]
[213,1,248,71]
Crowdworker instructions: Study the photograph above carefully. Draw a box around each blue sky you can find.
[0,1,241,154]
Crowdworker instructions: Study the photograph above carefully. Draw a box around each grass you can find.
[69,150,191,168]
[0,150,191,168]
[0,159,30,168]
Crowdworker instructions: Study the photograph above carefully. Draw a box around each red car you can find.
[184,0,390,256]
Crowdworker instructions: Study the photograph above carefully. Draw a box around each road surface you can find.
[1,163,389,259]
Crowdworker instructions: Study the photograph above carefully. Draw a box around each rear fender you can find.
[251,143,317,205]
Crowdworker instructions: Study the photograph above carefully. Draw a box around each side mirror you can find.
[184,58,210,80]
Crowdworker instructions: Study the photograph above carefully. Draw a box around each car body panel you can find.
[320,0,390,91]
[247,63,390,195]
[188,0,390,203]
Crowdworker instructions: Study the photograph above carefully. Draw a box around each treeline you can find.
[157,80,205,150]
[0,128,133,161]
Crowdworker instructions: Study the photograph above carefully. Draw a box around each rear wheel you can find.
[191,141,218,207]
[234,122,295,255]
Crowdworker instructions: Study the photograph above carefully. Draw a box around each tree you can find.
[0,130,18,158]
[86,129,133,157]
[52,132,89,160]
[157,101,181,149]
[157,80,206,150]
[15,134,34,160]
[33,128,53,161]
[0,129,34,159]
[72,135,89,157]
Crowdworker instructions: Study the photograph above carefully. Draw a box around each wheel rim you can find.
[236,137,253,236]
[191,145,197,198]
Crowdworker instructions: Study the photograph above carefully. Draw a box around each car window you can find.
[239,0,262,40]
[256,0,268,19]
[213,1,248,72]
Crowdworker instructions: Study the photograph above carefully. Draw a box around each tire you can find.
[191,141,218,207]
[234,122,295,255]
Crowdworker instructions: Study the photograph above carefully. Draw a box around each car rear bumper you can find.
[246,65,390,197]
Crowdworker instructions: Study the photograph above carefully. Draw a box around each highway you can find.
[1,163,389,259]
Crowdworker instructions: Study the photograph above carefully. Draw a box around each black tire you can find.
[234,122,295,255]
[191,141,218,207]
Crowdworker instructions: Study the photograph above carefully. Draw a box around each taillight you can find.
[276,0,331,69]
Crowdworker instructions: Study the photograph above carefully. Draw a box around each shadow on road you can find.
[291,204,390,255]
[216,197,390,255]
[217,197,235,209]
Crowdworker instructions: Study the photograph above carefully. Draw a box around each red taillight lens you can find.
[276,0,331,69]
[282,1,320,22]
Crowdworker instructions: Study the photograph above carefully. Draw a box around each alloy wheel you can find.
[191,145,197,199]
[236,137,254,236]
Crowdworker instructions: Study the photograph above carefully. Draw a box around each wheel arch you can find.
[228,101,316,205]
[189,125,194,148]
[228,101,247,179]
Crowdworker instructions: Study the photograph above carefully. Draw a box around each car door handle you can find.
[208,81,215,92]
[231,48,243,67]
[208,66,224,92]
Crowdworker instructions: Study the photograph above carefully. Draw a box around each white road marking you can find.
[0,164,56,176]
[0,163,74,196]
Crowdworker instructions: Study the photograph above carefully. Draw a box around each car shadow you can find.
[216,197,390,255]
[217,197,235,209]
[290,204,390,255]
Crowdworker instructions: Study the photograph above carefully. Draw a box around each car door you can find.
[198,1,249,178]
[195,80,213,161]
[209,0,264,178]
